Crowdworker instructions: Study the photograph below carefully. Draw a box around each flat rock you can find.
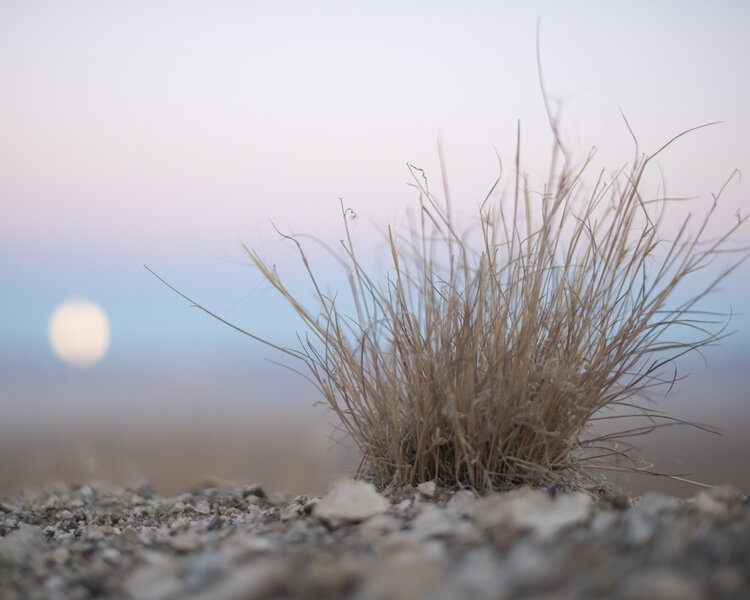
[313,479,390,527]
[410,505,475,541]
[416,481,437,498]
[469,488,592,540]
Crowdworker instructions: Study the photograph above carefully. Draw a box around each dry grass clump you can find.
[150,122,748,493]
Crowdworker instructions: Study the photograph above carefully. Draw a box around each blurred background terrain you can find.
[2,0,749,498]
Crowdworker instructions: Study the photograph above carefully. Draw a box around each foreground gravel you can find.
[1,479,749,599]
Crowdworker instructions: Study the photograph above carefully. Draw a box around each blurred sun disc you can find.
[49,298,111,368]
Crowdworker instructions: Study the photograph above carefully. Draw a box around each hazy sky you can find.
[1,1,749,426]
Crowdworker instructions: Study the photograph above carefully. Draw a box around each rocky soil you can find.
[1,478,749,599]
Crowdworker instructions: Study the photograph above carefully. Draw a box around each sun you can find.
[48,298,111,368]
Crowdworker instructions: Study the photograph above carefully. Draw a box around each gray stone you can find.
[241,484,267,500]
[0,525,44,565]
[410,504,475,540]
[0,500,20,514]
[469,488,592,540]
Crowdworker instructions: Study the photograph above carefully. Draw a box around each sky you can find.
[1,1,749,491]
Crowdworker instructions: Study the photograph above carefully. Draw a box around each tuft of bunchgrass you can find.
[149,122,748,493]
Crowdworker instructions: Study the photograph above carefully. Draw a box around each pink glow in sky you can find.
[1,1,749,266]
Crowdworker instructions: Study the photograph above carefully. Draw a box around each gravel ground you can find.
[1,479,749,599]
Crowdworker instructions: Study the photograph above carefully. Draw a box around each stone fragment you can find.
[135,481,156,499]
[206,514,223,531]
[241,484,267,500]
[358,513,403,540]
[302,498,319,515]
[692,491,725,516]
[635,493,681,517]
[416,481,437,498]
[469,488,592,540]
[410,505,474,540]
[101,548,121,564]
[313,479,389,527]
[0,500,20,514]
[445,490,477,516]
[193,501,211,515]
[692,486,742,516]
[44,495,61,509]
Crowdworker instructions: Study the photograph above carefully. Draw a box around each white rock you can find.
[358,514,403,540]
[0,500,20,514]
[193,501,211,515]
[101,547,121,564]
[313,479,389,526]
[416,481,437,498]
[445,490,478,516]
[410,505,475,541]
[469,488,592,540]
[635,493,681,517]
[692,491,725,516]
[691,486,740,516]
